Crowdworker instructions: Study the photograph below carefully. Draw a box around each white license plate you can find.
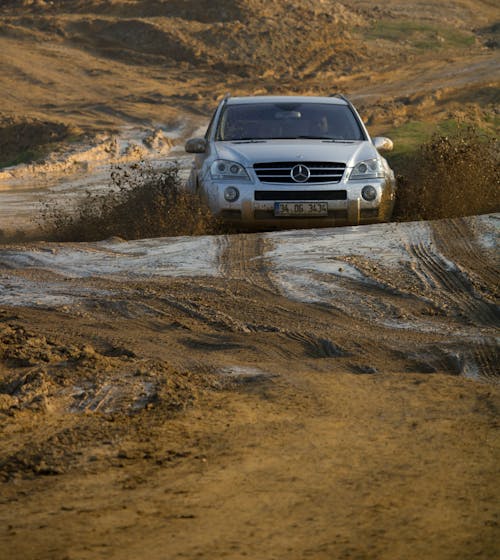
[274,201,328,217]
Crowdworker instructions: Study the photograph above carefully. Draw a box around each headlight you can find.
[210,160,250,181]
[224,186,240,202]
[361,185,377,201]
[349,158,385,180]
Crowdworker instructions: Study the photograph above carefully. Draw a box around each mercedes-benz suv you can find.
[185,95,395,229]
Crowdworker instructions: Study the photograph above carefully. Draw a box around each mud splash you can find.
[38,161,220,242]
[394,127,500,221]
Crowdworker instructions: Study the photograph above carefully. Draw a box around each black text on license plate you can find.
[274,201,328,217]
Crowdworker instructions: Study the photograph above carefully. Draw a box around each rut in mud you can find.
[1,214,498,390]
[1,216,498,481]
[0,214,499,560]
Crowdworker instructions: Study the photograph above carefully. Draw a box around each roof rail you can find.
[329,93,350,104]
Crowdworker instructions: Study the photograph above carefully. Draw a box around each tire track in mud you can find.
[406,221,499,328]
[2,218,497,380]
[439,223,500,330]
[432,217,499,296]
[216,233,276,292]
[283,331,346,358]
[71,377,156,415]
[213,222,499,376]
[457,339,500,382]
[406,338,500,381]
[215,232,353,361]
[97,285,259,334]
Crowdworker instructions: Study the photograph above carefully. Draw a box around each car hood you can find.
[214,140,376,168]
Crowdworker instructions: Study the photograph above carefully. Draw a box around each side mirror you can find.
[373,137,393,152]
[185,137,207,153]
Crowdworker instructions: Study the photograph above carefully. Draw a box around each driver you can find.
[310,115,329,136]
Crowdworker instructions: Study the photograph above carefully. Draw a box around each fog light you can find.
[361,185,377,201]
[224,186,240,202]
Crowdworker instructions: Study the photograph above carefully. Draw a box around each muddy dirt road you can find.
[1,214,499,559]
[0,1,499,557]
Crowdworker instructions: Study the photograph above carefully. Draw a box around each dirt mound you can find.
[0,316,204,419]
[0,118,79,169]
[1,0,496,138]
[3,1,369,77]
[0,0,241,21]
[2,0,365,24]
[67,18,201,65]
[190,1,369,78]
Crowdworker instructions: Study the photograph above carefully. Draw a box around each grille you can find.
[253,161,346,184]
[254,190,347,201]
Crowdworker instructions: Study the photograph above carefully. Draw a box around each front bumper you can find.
[206,177,395,229]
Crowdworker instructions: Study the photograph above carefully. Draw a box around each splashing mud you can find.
[394,127,499,221]
[32,127,499,243]
[39,162,221,241]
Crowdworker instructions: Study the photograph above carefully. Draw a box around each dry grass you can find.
[40,162,220,241]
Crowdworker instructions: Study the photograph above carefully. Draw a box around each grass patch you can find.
[0,120,81,169]
[367,20,475,51]
[384,116,499,173]
[39,162,221,241]
[383,119,462,171]
[2,148,46,168]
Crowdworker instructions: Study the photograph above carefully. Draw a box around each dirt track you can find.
[1,215,499,559]
[0,1,499,558]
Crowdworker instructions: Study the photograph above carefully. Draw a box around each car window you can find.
[216,103,365,141]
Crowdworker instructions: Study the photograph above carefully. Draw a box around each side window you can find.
[204,109,218,140]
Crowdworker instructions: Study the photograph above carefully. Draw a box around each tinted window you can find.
[216,103,365,141]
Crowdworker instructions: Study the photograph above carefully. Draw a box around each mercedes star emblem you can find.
[291,164,311,183]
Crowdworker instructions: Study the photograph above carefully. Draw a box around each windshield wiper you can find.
[296,136,357,142]
[321,139,356,143]
[229,136,357,142]
[230,139,267,143]
[266,136,356,142]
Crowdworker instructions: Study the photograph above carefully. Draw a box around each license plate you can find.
[274,201,328,217]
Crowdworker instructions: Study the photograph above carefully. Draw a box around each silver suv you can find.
[185,95,395,229]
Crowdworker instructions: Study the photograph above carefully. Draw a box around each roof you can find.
[225,95,348,106]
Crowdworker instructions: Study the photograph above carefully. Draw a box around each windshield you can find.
[215,102,365,141]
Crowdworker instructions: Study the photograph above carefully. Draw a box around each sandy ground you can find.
[1,215,499,559]
[0,1,499,559]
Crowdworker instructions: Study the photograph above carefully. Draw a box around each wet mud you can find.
[0,214,499,560]
[0,1,499,558]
